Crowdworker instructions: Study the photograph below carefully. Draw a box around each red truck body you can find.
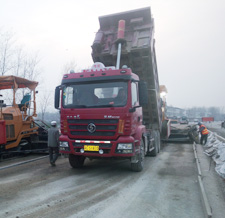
[202,117,214,122]
[55,7,165,171]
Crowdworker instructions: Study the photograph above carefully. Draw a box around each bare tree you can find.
[16,52,40,81]
[57,60,79,85]
[0,29,41,80]
[39,91,52,121]
[25,53,40,81]
[0,30,15,75]
[13,46,26,76]
[12,49,41,99]
[62,60,78,75]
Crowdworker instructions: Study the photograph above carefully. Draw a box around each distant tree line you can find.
[186,106,225,121]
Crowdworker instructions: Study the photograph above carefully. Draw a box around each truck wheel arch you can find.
[133,125,146,147]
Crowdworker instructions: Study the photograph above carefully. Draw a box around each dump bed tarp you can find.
[0,75,38,90]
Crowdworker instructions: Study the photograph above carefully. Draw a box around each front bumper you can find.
[59,135,136,158]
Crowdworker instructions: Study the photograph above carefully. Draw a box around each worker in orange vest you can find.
[198,122,209,145]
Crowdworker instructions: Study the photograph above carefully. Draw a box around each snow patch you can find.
[203,132,225,178]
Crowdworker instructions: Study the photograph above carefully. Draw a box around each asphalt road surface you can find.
[0,143,211,218]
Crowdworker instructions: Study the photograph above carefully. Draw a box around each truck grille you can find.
[68,119,118,137]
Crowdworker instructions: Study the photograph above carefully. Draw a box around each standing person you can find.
[48,121,60,166]
[198,122,209,145]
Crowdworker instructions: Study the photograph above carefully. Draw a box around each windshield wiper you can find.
[70,104,116,108]
[90,104,115,108]
[74,105,88,108]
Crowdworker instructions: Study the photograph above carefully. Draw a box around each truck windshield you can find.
[62,81,128,108]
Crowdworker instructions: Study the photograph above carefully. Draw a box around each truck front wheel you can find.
[131,139,144,172]
[69,154,85,168]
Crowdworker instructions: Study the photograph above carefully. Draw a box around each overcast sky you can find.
[1,0,225,111]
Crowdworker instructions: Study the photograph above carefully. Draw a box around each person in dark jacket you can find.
[198,122,209,145]
[48,121,60,166]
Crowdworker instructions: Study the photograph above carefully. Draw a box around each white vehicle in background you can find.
[180,116,189,124]
[194,119,199,123]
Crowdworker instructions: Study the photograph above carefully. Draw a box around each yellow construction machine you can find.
[0,75,47,155]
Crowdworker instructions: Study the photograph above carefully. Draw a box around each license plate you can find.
[84,145,99,151]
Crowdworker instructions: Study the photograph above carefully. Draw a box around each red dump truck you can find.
[55,7,168,171]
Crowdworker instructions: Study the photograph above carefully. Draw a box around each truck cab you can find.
[55,62,153,171]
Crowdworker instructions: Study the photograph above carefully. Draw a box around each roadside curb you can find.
[193,142,212,218]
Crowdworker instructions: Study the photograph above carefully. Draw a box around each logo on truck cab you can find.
[104,115,120,119]
[87,123,96,133]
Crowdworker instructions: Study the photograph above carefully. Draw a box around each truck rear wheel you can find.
[131,139,144,172]
[69,154,85,168]
[149,130,160,156]
[161,120,168,139]
[157,130,161,153]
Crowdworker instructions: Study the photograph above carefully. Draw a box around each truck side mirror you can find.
[55,86,60,109]
[139,81,148,106]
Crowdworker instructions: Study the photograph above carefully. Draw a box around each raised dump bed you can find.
[92,7,162,131]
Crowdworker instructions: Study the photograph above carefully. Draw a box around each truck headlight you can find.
[60,141,69,147]
[116,143,133,154]
[117,143,133,149]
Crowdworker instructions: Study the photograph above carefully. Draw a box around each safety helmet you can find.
[51,121,57,126]
[198,122,202,126]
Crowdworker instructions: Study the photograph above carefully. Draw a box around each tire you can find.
[131,139,145,172]
[19,139,32,153]
[69,154,85,168]
[157,131,161,153]
[149,130,159,156]
[161,120,168,139]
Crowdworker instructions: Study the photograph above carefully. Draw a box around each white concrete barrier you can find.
[208,130,225,143]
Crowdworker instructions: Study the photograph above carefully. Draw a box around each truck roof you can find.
[62,64,139,84]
